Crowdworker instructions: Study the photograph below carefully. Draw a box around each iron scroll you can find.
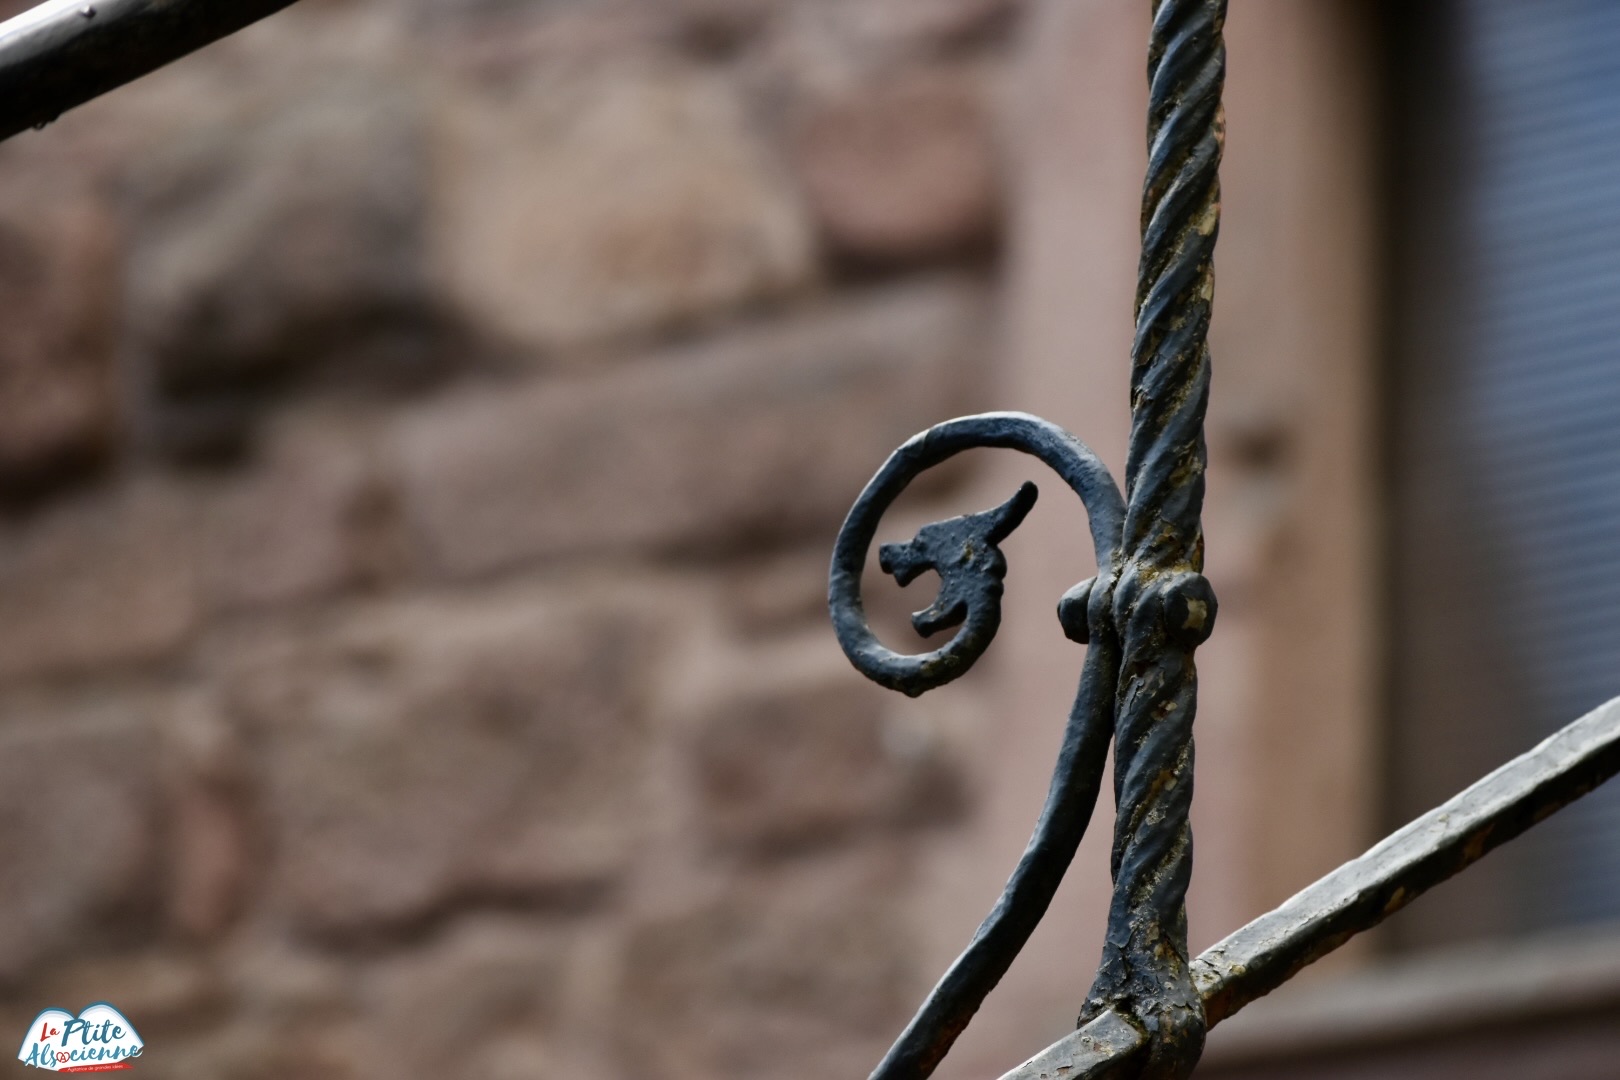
[827,3,1620,1078]
[829,413,1126,1080]
[830,2,1229,1077]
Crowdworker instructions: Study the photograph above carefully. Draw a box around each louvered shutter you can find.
[1391,0,1620,944]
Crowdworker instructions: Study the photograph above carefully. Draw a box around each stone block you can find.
[718,547,834,634]
[794,67,1002,263]
[195,420,389,613]
[0,164,119,496]
[691,674,965,854]
[817,0,1022,54]
[367,917,612,1080]
[391,276,988,578]
[432,59,814,352]
[665,0,782,57]
[163,692,254,940]
[0,418,395,684]
[224,591,655,933]
[150,941,357,1080]
[26,950,222,1035]
[0,479,201,682]
[159,1003,368,1080]
[618,859,913,1080]
[123,73,443,457]
[0,698,162,980]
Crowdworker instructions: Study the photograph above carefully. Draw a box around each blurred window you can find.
[1389,0,1620,948]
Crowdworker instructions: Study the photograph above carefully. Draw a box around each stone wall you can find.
[0,0,1398,1076]
[0,2,1026,1077]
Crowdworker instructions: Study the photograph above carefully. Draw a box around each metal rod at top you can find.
[0,0,301,142]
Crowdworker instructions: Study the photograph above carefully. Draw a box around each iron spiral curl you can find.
[831,2,1227,1077]
[828,413,1125,1080]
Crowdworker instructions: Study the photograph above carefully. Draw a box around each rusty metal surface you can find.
[0,0,301,141]
[998,1008,1147,1080]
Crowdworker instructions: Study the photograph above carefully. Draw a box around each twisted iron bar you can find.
[1081,2,1226,1077]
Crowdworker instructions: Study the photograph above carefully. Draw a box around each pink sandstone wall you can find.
[0,2,1381,1077]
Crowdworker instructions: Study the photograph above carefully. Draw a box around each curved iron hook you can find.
[828,411,1124,1080]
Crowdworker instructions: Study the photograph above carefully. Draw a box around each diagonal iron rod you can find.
[1001,694,1620,1079]
[0,0,301,142]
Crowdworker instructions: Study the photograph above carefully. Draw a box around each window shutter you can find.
[1391,0,1620,943]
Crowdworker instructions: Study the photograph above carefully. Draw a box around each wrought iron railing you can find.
[5,1,1620,1078]
[0,0,297,141]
